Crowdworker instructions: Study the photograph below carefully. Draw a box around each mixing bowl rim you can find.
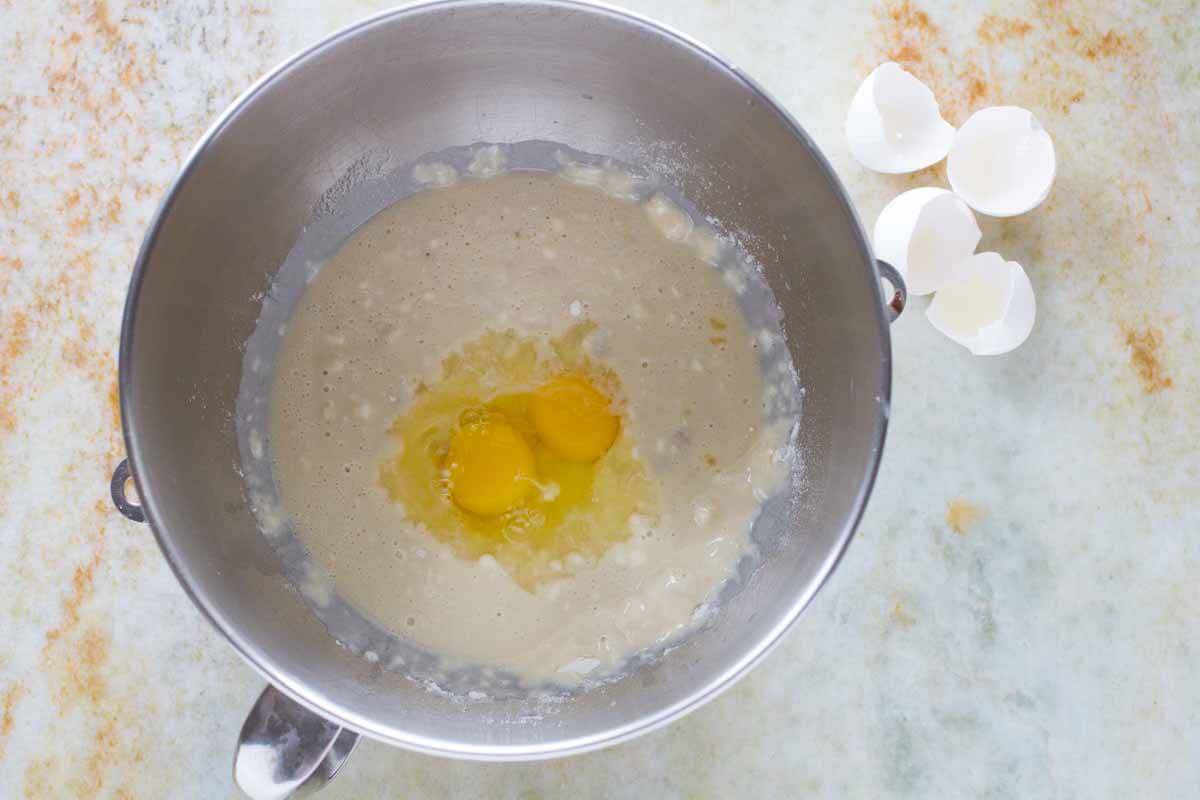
[118,0,892,760]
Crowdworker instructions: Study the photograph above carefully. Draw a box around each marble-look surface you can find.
[1,0,1196,796]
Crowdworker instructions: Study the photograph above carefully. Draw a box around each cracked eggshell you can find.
[948,106,1056,217]
[926,252,1036,355]
[846,63,956,174]
[873,187,981,295]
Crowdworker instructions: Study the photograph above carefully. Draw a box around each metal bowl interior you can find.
[121,0,890,758]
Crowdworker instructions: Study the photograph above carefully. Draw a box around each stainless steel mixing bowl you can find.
[109,1,905,794]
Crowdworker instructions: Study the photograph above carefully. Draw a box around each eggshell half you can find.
[926,252,1036,355]
[846,63,956,174]
[947,106,1056,217]
[873,188,981,295]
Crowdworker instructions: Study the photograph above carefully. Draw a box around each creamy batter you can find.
[268,168,789,684]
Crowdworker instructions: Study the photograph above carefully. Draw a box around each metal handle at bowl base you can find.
[235,685,361,800]
[876,260,907,323]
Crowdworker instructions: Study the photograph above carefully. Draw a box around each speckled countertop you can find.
[1,0,1197,797]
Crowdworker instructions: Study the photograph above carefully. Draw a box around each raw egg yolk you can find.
[529,374,620,462]
[444,413,536,516]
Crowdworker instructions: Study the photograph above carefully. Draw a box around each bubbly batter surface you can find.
[269,170,787,683]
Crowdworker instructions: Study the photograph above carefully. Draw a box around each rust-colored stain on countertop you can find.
[1,1,282,796]
[1123,325,1173,394]
[945,499,981,535]
[874,0,1150,121]
[0,683,27,761]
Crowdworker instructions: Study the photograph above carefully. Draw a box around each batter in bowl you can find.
[267,164,794,684]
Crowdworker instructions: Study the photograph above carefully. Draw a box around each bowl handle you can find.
[234,685,360,799]
[876,260,907,323]
[110,459,146,523]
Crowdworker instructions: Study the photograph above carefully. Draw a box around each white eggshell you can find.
[873,188,981,295]
[947,106,1056,217]
[926,252,1036,355]
[846,63,956,174]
